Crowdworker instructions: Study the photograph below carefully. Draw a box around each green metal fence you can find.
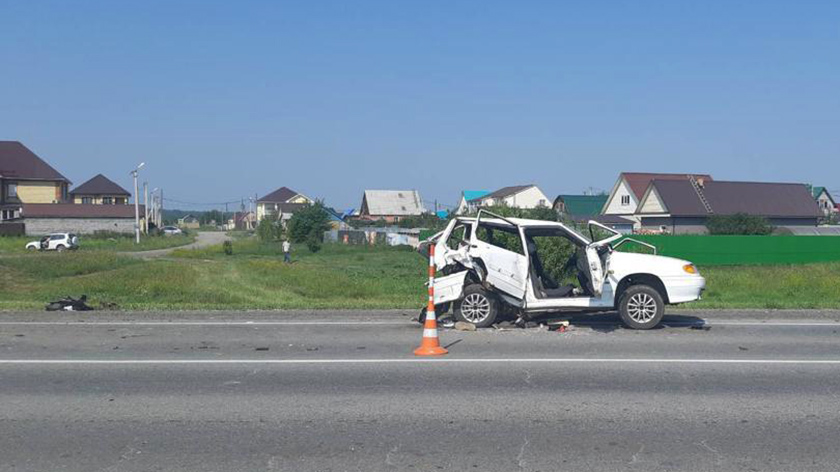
[627,235,840,266]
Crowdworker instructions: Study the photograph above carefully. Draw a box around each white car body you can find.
[161,226,183,235]
[26,233,79,252]
[423,211,705,328]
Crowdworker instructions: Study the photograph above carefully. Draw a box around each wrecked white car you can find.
[419,211,705,330]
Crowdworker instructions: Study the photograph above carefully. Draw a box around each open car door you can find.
[583,221,622,297]
[472,211,529,300]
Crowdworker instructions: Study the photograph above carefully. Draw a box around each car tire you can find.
[618,285,665,330]
[56,245,66,253]
[418,303,452,324]
[26,246,37,251]
[454,284,498,328]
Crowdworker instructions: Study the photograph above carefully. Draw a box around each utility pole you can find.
[159,188,164,227]
[143,182,149,234]
[130,162,145,244]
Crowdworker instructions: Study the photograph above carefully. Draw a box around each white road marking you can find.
[10,320,358,326]
[0,320,836,327]
[1,358,840,365]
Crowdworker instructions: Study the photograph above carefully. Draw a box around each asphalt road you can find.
[124,231,230,258]
[1,309,839,471]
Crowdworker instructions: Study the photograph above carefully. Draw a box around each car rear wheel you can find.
[618,285,664,330]
[454,285,498,328]
[56,245,66,252]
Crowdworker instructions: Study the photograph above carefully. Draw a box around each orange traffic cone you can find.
[415,244,448,356]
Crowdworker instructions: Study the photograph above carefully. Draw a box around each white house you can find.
[256,186,313,222]
[602,173,714,219]
[468,185,549,210]
[455,190,490,215]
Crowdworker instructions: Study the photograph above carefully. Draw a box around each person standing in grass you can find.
[282,239,292,263]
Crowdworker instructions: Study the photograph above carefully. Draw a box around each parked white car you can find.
[161,226,183,235]
[420,211,705,329]
[25,233,79,252]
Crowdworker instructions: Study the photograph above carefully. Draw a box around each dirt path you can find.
[123,231,231,259]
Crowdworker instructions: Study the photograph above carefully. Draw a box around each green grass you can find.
[1,240,839,311]
[0,233,195,254]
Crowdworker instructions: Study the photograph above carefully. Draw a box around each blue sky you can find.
[1,1,838,210]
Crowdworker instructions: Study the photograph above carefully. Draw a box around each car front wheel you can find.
[55,245,66,252]
[454,285,498,328]
[618,285,665,330]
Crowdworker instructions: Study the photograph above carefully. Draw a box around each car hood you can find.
[609,251,696,277]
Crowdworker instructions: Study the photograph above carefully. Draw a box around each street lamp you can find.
[130,162,145,244]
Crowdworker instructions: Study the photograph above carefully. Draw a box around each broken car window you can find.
[475,224,524,255]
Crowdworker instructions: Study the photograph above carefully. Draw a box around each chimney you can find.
[696,177,705,188]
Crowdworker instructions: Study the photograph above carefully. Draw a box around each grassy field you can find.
[0,233,196,254]
[0,237,839,311]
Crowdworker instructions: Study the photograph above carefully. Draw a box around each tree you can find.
[287,202,332,252]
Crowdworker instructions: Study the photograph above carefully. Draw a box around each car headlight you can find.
[683,264,698,275]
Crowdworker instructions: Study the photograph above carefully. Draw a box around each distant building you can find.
[256,186,313,222]
[810,186,837,219]
[358,190,425,223]
[602,172,714,219]
[0,141,72,223]
[178,215,200,229]
[467,185,549,210]
[70,174,131,205]
[553,194,608,220]
[455,190,490,215]
[20,203,144,235]
[635,179,821,234]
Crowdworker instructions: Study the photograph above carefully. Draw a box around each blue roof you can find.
[463,190,490,201]
[436,210,449,219]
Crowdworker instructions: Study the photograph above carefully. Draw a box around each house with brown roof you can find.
[255,186,313,223]
[602,172,715,218]
[20,203,145,236]
[1,141,72,222]
[70,174,131,205]
[467,185,550,210]
[635,179,821,234]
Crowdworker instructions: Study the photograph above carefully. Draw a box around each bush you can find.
[257,213,282,242]
[223,241,233,255]
[287,202,332,251]
[706,213,774,235]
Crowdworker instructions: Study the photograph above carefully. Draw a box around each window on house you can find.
[538,199,546,207]
[102,197,113,205]
[7,183,17,198]
[116,197,125,205]
[621,195,630,206]
[82,197,93,204]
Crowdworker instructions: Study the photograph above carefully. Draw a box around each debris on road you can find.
[255,347,269,351]
[454,321,477,331]
[45,295,93,312]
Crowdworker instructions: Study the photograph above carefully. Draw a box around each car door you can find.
[583,221,621,297]
[471,214,528,299]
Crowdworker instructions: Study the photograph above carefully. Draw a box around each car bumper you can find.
[663,275,706,304]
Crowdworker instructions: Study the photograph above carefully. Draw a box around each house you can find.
[1,141,72,223]
[455,190,490,214]
[635,179,821,234]
[20,203,144,235]
[70,174,131,205]
[467,185,550,209]
[256,186,313,222]
[358,190,425,223]
[810,186,837,219]
[178,215,200,229]
[553,194,608,221]
[325,207,350,230]
[232,211,256,230]
[602,173,714,219]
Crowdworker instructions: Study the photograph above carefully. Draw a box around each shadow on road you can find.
[534,312,706,333]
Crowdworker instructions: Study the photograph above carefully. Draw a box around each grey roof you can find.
[70,174,130,196]
[0,141,70,183]
[469,185,534,202]
[646,180,822,218]
[361,190,425,216]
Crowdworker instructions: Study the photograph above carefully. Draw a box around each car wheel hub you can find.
[627,293,657,323]
[461,293,491,323]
